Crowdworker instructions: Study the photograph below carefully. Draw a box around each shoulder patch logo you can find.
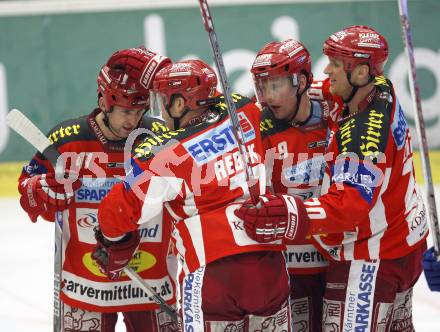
[48,124,81,143]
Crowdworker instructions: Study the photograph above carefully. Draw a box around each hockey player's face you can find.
[324,57,352,99]
[258,76,297,120]
[108,106,144,138]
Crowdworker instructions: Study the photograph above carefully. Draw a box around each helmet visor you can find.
[149,90,168,119]
[254,73,299,107]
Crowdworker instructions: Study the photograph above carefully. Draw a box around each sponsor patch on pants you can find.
[343,260,379,332]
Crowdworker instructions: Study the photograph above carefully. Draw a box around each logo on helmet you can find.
[353,53,370,59]
[358,32,382,48]
[253,54,273,68]
[279,39,304,57]
[359,32,380,43]
[168,80,183,87]
[330,31,348,42]
[201,67,216,79]
[140,59,158,89]
[295,55,307,65]
[171,62,194,72]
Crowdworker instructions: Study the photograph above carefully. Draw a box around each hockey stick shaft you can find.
[6,108,64,332]
[198,0,259,204]
[397,0,440,258]
[123,267,178,321]
[53,213,63,332]
[6,109,178,322]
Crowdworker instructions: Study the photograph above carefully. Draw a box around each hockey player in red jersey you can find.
[237,26,428,331]
[18,47,179,331]
[252,39,328,332]
[93,59,295,331]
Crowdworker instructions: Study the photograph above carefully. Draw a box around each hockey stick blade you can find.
[199,0,214,32]
[6,108,62,169]
[7,109,179,323]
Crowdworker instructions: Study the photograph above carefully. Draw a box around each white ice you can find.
[0,195,439,331]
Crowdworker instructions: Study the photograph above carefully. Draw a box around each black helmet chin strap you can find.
[165,93,191,130]
[344,71,375,103]
[288,73,311,123]
[287,89,302,123]
[166,94,221,130]
[166,107,191,130]
[103,108,124,140]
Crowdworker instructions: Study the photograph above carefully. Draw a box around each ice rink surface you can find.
[0,196,439,331]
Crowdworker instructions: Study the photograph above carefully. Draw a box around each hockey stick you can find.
[6,108,64,332]
[6,109,178,323]
[198,0,259,204]
[397,0,440,259]
[123,267,178,321]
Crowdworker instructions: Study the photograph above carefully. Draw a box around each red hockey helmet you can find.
[323,25,389,76]
[150,59,218,116]
[251,39,313,106]
[97,47,171,111]
[251,39,312,83]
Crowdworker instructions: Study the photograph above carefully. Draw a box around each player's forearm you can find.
[305,188,370,235]
[98,182,142,239]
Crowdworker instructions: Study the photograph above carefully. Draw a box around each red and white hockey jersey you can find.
[98,94,285,276]
[18,109,176,312]
[305,77,428,261]
[260,101,329,274]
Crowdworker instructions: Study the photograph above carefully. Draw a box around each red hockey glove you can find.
[18,172,81,222]
[234,194,310,244]
[92,227,140,280]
